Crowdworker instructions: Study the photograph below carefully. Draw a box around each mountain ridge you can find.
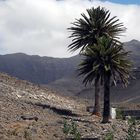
[0,39,139,84]
[0,39,139,103]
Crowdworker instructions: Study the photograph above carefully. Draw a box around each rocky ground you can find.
[0,73,140,140]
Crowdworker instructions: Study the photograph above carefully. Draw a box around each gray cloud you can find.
[0,0,140,57]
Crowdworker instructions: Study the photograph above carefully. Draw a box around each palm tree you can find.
[68,6,126,115]
[79,37,131,123]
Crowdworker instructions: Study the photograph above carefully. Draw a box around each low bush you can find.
[63,119,81,140]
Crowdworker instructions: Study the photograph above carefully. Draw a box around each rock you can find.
[21,115,38,121]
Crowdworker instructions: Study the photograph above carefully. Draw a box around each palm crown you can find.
[79,37,131,86]
[68,6,126,52]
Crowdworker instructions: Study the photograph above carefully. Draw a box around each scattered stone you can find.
[21,115,38,121]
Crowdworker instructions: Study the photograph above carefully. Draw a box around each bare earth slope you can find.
[0,73,140,140]
[0,73,85,140]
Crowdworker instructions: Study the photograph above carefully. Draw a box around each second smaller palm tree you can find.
[79,37,131,123]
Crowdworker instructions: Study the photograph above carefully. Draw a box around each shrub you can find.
[116,108,124,120]
[103,125,115,140]
[63,119,81,140]
[126,117,137,140]
[104,131,114,140]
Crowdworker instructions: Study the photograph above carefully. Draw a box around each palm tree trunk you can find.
[102,72,111,123]
[93,76,101,116]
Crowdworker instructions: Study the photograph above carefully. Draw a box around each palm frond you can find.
[68,6,126,52]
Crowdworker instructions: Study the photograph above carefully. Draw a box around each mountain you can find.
[124,39,140,56]
[0,40,139,103]
[0,53,80,84]
[48,39,140,103]
[124,39,140,66]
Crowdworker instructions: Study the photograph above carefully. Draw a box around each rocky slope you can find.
[0,72,85,140]
[0,73,140,140]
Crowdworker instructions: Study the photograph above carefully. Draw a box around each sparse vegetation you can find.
[126,117,137,140]
[63,119,81,140]
[24,129,32,140]
[63,119,71,136]
[116,108,124,120]
[103,125,115,140]
[103,131,114,140]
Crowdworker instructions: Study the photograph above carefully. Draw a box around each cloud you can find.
[0,0,140,57]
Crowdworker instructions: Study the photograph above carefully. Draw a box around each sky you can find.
[0,0,140,58]
[108,0,140,5]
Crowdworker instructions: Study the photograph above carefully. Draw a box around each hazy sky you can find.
[107,0,140,5]
[0,0,140,57]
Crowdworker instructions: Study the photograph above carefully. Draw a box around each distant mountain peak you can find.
[129,39,140,43]
[125,39,140,45]
[124,39,140,47]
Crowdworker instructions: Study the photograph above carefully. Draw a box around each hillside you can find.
[1,73,139,140]
[0,40,139,85]
[0,53,80,84]
[0,72,85,140]
[47,39,140,103]
[0,40,139,103]
[47,76,140,103]
[124,39,140,66]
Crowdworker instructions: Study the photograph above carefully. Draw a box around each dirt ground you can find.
[0,73,140,140]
